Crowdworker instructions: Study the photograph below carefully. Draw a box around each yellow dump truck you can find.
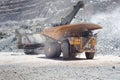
[41,23,102,59]
[16,1,102,60]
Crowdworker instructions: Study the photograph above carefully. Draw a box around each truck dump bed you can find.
[41,23,102,40]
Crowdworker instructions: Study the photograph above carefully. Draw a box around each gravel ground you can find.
[0,52,120,80]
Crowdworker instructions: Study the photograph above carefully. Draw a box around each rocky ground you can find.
[0,52,120,80]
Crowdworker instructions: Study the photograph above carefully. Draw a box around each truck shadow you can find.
[37,57,94,61]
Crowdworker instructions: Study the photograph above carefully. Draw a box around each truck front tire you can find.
[85,52,95,59]
[61,40,70,60]
[24,49,35,55]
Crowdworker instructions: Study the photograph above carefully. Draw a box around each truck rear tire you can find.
[61,40,70,60]
[44,42,61,58]
[24,49,35,55]
[85,52,95,59]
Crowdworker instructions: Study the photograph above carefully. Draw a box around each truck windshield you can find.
[82,31,93,37]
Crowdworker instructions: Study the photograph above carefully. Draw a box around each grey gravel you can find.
[0,53,120,80]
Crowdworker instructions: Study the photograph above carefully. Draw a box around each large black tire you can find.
[61,40,70,60]
[44,42,61,58]
[24,49,35,55]
[24,48,44,55]
[85,52,95,59]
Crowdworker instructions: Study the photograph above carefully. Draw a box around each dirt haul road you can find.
[0,52,120,80]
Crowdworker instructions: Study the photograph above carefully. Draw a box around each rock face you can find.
[0,0,77,23]
[0,0,119,22]
[0,0,32,22]
[0,0,47,22]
